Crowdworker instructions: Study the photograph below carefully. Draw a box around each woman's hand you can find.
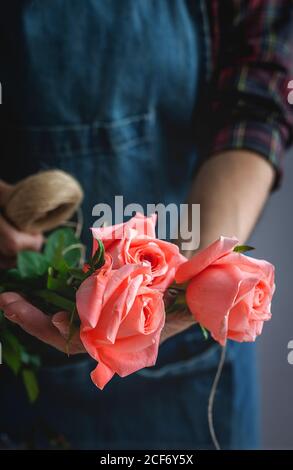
[160,309,194,344]
[0,292,85,354]
[0,181,44,269]
[160,288,195,344]
[0,288,193,351]
[0,290,191,351]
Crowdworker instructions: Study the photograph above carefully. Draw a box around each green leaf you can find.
[20,350,41,368]
[17,251,49,279]
[233,245,255,254]
[2,345,21,375]
[89,239,105,272]
[2,329,22,352]
[47,267,75,298]
[44,228,81,271]
[22,369,39,403]
[62,243,85,268]
[1,330,24,374]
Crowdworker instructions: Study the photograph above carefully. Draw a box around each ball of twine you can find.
[4,170,84,233]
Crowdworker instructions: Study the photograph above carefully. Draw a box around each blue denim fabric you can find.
[0,1,259,449]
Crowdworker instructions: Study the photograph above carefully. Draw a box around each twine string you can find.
[3,170,84,234]
[207,344,226,450]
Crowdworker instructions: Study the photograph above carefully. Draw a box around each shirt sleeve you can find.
[208,0,293,189]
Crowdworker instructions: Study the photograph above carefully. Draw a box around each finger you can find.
[0,294,67,352]
[160,309,195,344]
[0,293,85,355]
[0,291,24,307]
[0,214,44,257]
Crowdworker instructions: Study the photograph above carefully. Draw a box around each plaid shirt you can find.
[199,0,293,188]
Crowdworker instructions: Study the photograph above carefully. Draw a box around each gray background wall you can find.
[250,152,293,449]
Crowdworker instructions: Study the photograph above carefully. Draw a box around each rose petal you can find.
[90,362,115,390]
[175,236,238,284]
[186,264,241,344]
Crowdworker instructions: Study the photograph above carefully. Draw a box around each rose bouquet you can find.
[0,213,275,401]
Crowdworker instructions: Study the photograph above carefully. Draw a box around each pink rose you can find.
[76,259,165,389]
[92,213,186,291]
[175,237,275,345]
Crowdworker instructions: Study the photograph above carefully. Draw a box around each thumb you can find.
[52,311,70,338]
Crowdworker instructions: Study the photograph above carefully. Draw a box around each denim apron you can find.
[0,1,259,449]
